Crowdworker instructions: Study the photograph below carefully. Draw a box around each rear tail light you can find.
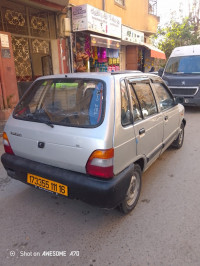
[3,132,14,155]
[86,148,114,178]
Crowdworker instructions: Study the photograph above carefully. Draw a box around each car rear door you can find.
[128,78,164,166]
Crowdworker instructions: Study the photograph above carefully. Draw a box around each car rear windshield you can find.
[13,78,105,128]
[165,55,200,74]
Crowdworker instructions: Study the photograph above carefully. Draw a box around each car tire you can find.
[172,122,184,149]
[119,164,142,214]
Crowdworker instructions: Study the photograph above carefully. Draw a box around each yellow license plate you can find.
[27,173,68,197]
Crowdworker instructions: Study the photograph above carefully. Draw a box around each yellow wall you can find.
[69,0,159,35]
[69,0,102,9]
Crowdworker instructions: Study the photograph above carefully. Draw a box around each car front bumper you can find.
[175,96,200,106]
[1,153,134,209]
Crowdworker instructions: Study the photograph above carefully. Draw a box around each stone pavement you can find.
[0,121,5,135]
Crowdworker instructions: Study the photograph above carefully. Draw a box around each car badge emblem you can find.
[182,81,185,85]
[38,142,45,148]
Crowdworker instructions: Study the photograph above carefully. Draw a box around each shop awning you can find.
[142,43,166,60]
[90,34,121,49]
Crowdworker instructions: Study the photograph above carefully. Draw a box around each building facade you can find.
[0,0,69,125]
[69,0,165,73]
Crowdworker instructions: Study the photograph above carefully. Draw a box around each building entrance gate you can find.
[0,0,56,96]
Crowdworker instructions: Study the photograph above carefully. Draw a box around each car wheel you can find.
[172,122,184,149]
[119,164,142,214]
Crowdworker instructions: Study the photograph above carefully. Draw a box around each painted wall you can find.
[69,0,102,9]
[69,0,159,34]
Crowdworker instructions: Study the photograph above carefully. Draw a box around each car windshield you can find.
[13,78,105,128]
[165,55,200,74]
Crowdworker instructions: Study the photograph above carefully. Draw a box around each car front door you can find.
[152,82,180,151]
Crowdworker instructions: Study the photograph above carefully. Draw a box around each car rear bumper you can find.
[1,153,133,209]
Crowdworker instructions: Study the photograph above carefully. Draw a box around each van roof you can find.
[170,45,200,57]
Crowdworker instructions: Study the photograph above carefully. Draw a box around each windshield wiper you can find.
[25,113,54,128]
[43,120,54,128]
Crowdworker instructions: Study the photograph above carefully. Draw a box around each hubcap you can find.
[178,128,183,145]
[126,174,140,206]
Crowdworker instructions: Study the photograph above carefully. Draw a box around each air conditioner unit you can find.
[59,15,71,37]
[63,17,71,36]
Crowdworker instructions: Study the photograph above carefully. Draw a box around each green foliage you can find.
[152,2,200,59]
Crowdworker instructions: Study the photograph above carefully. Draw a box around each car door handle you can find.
[139,128,145,135]
[164,116,168,121]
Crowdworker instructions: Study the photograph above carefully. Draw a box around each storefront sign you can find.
[72,4,121,39]
[0,34,9,48]
[122,25,144,44]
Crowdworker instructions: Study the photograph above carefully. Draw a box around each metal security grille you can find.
[1,5,28,35]
[0,9,3,31]
[29,7,50,39]
[169,87,199,96]
[0,0,56,83]
[12,36,32,82]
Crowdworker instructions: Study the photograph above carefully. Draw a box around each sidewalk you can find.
[0,121,5,136]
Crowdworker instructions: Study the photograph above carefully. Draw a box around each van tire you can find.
[172,122,184,149]
[119,164,142,214]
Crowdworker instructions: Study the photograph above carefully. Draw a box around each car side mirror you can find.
[175,97,184,105]
[158,68,164,77]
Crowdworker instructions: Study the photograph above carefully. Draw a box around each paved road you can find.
[0,107,200,266]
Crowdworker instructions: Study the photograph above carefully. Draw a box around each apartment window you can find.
[115,0,125,7]
[149,0,157,15]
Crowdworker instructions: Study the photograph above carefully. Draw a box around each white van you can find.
[161,45,200,106]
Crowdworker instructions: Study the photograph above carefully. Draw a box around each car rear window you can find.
[13,78,105,128]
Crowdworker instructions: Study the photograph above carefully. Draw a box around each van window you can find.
[121,80,132,126]
[165,55,200,74]
[133,83,158,118]
[154,83,174,111]
[128,84,142,122]
[13,79,105,128]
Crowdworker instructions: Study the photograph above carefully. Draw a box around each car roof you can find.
[35,71,163,83]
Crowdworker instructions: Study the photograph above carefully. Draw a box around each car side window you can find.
[128,84,142,122]
[154,83,174,111]
[132,83,158,118]
[121,80,132,126]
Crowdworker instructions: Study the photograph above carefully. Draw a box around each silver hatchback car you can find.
[1,71,186,213]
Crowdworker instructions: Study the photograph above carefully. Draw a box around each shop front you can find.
[121,25,166,72]
[71,4,121,73]
[142,43,166,72]
[121,25,145,71]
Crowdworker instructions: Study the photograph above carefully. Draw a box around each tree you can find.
[152,1,200,59]
[189,0,200,35]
